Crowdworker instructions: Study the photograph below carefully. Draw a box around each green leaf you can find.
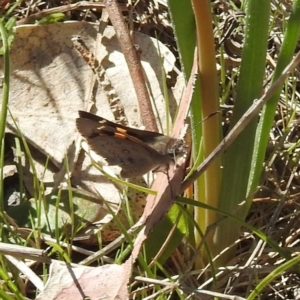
[144,204,188,264]
[37,13,65,25]
[216,0,271,265]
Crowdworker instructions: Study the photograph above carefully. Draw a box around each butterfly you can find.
[76,111,184,178]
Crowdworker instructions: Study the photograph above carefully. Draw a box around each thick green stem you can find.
[215,0,271,265]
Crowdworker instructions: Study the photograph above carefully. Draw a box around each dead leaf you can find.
[36,261,129,300]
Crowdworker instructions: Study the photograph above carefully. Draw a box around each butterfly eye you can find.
[167,139,186,157]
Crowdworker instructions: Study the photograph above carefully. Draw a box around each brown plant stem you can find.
[104,0,158,132]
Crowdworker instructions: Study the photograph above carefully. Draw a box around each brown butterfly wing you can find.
[77,111,179,155]
[76,116,172,178]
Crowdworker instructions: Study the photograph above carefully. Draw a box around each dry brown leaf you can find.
[36,261,129,300]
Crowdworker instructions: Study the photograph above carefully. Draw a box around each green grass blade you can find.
[216,0,271,265]
[191,0,221,267]
[0,265,24,299]
[0,20,10,209]
[167,0,195,79]
[248,0,300,196]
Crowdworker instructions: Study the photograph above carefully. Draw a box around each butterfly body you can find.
[76,111,183,178]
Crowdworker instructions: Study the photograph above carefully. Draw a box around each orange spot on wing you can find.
[114,132,127,139]
[115,127,127,134]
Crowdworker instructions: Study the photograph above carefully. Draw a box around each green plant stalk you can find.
[167,0,202,156]
[14,138,24,203]
[168,0,221,266]
[154,37,171,134]
[122,194,135,227]
[0,288,18,300]
[47,242,71,263]
[168,0,204,254]
[115,243,132,264]
[0,139,4,210]
[0,266,24,299]
[248,0,300,197]
[9,109,44,241]
[90,158,156,195]
[0,21,10,210]
[64,156,76,248]
[54,188,62,243]
[167,0,203,152]
[167,0,195,80]
[191,0,221,266]
[215,0,271,265]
